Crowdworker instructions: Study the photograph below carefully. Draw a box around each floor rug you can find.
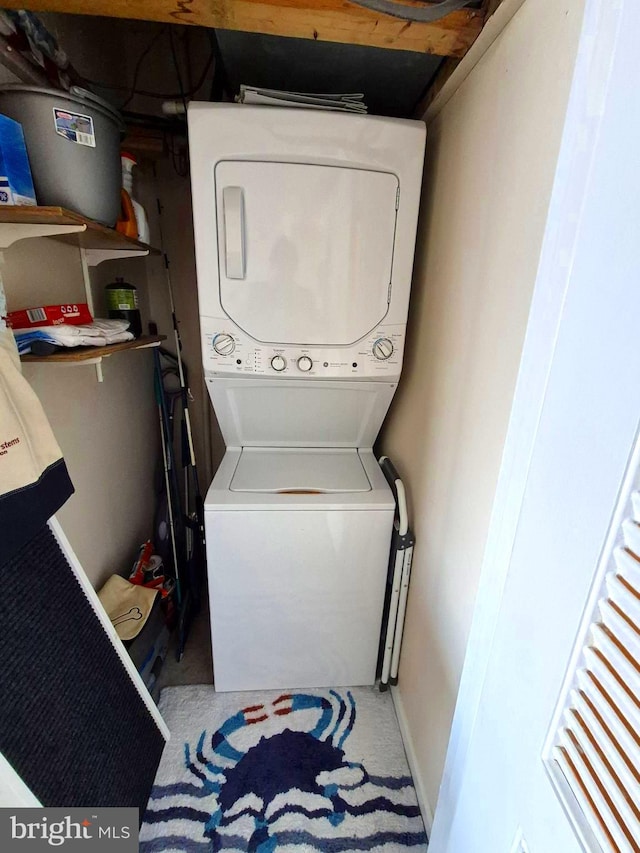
[140,685,428,852]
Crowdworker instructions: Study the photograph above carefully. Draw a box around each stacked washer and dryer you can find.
[188,103,425,692]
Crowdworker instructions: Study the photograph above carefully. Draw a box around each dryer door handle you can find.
[222,186,246,280]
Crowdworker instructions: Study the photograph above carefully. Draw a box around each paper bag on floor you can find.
[98,574,158,641]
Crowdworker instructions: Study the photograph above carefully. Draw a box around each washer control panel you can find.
[372,337,394,360]
[212,333,236,356]
[203,320,406,379]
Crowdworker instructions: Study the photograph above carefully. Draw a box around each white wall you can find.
[429,3,638,845]
[379,0,585,820]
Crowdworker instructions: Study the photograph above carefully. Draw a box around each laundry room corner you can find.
[2,1,625,849]
[391,681,435,832]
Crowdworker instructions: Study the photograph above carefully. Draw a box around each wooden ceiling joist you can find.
[2,0,484,56]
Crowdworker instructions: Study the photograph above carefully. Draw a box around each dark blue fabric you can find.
[0,525,165,813]
[0,457,73,563]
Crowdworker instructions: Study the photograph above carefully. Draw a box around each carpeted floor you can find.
[153,600,214,695]
[141,685,427,852]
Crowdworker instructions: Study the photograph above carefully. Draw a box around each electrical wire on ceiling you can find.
[349,0,473,23]
[77,26,213,107]
[78,57,213,100]
[120,25,168,109]
[78,23,207,175]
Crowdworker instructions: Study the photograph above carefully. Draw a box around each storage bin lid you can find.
[0,84,125,130]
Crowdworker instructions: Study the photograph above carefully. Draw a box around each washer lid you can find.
[230,448,371,493]
[206,377,398,449]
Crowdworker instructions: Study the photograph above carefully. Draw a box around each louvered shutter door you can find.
[548,450,640,853]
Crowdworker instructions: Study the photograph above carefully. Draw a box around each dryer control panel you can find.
[201,318,406,380]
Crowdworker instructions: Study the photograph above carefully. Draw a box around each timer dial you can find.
[372,337,394,360]
[271,355,287,372]
[297,356,313,372]
[212,333,235,356]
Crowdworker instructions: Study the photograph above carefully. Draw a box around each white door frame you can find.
[0,753,41,807]
[429,0,625,845]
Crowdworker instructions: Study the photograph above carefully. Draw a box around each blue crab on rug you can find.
[140,685,428,852]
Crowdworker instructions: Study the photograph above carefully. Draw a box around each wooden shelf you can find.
[0,206,161,264]
[21,335,166,364]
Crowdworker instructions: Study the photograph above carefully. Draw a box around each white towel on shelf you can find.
[50,330,134,347]
[13,319,133,351]
[46,318,131,339]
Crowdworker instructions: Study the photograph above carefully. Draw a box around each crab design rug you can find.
[140,685,428,852]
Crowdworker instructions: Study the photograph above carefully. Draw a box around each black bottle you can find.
[105,276,142,338]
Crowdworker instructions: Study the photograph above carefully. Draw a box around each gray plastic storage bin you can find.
[0,85,125,226]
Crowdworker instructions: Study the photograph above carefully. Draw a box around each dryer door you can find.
[215,160,398,346]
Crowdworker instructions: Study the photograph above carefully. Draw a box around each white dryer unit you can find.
[188,104,426,691]
[188,103,425,385]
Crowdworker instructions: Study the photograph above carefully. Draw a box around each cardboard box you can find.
[6,303,93,329]
[0,114,37,206]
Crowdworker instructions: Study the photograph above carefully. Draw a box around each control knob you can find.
[297,356,313,372]
[372,337,394,360]
[271,355,287,372]
[212,333,235,356]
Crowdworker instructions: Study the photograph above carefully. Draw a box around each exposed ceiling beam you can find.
[412,0,494,114]
[2,0,485,56]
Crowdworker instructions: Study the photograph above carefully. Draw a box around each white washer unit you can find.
[188,103,425,691]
